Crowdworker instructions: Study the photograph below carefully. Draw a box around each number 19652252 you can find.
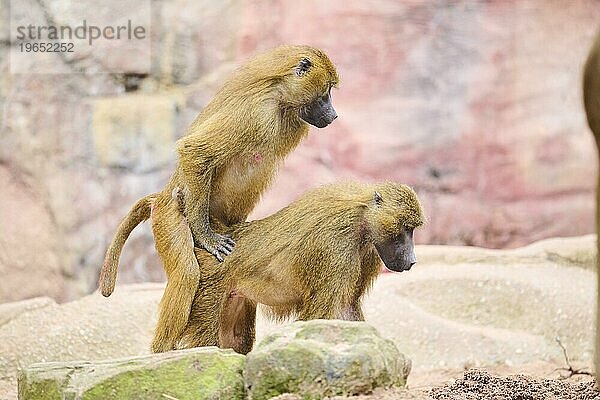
[19,42,74,52]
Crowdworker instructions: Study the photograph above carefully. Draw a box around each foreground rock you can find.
[16,321,406,400]
[245,320,410,400]
[18,347,245,400]
[0,283,163,400]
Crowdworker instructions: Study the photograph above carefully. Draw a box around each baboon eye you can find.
[295,57,312,76]
[373,191,383,206]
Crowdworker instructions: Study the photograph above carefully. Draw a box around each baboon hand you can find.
[197,230,235,262]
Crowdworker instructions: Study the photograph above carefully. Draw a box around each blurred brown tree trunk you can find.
[583,28,600,379]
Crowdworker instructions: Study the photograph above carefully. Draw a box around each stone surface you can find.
[245,320,411,400]
[267,395,302,400]
[0,297,56,327]
[17,347,246,400]
[1,1,600,302]
[430,369,599,400]
[415,234,597,269]
[0,166,71,302]
[0,237,596,399]
[0,284,162,400]
[91,94,184,173]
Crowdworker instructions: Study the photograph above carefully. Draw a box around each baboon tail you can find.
[99,194,156,297]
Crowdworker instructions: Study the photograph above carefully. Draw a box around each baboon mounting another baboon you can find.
[98,45,340,353]
[174,182,425,354]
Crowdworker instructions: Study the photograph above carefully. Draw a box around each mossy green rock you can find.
[245,320,410,400]
[18,347,245,400]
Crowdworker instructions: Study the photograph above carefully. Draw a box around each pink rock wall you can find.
[1,0,599,301]
[236,0,600,247]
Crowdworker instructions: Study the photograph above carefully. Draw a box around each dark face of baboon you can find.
[366,185,425,272]
[261,47,338,129]
[293,56,338,128]
[375,226,417,272]
[299,86,337,128]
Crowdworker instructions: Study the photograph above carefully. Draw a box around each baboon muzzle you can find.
[375,237,417,272]
[300,91,337,128]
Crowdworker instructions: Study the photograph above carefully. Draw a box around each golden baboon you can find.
[99,45,340,353]
[583,28,600,379]
[175,182,425,354]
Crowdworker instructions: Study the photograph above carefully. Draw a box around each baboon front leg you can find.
[219,292,257,355]
[338,302,365,321]
[150,194,201,353]
[299,300,362,322]
[298,262,356,321]
[298,291,339,321]
[178,294,221,350]
[177,135,235,262]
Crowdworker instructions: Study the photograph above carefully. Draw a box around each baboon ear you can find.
[295,57,312,76]
[373,191,383,206]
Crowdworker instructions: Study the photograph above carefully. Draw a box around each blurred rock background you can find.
[0,0,599,302]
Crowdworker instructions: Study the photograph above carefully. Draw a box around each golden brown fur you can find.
[175,181,425,354]
[99,45,339,353]
[99,194,156,290]
[583,28,600,379]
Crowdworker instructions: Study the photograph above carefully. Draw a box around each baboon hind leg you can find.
[178,258,226,350]
[150,193,201,353]
[219,294,257,355]
[178,296,221,349]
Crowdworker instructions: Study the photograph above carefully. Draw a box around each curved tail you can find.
[99,194,156,297]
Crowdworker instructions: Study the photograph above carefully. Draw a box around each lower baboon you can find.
[583,28,600,379]
[173,181,425,354]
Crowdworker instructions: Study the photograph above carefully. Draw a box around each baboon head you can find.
[293,54,338,128]
[242,45,340,128]
[365,183,425,272]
